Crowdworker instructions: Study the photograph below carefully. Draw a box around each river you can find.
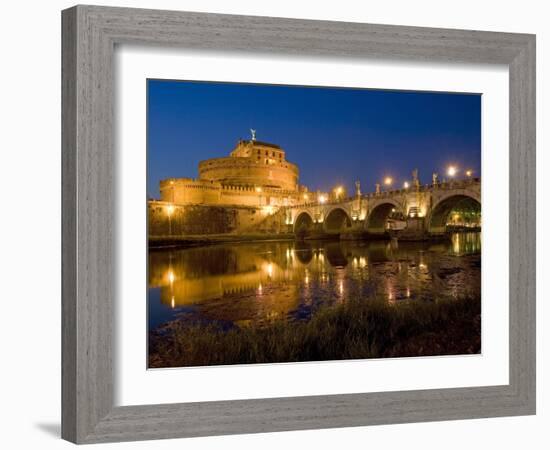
[148,232,481,332]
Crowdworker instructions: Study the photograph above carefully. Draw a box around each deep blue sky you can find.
[147,80,481,198]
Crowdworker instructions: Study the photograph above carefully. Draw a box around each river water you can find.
[148,232,481,331]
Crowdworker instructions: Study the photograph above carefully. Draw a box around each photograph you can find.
[147,80,482,369]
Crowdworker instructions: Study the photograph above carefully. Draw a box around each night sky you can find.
[147,79,481,198]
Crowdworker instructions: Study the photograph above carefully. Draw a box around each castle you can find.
[159,133,310,208]
[149,132,482,240]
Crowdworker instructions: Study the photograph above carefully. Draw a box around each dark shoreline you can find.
[148,231,462,250]
[148,233,296,250]
[149,294,481,369]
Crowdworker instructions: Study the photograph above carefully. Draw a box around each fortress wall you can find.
[219,189,264,207]
[160,179,222,205]
[219,187,298,208]
[159,178,302,208]
[246,207,289,234]
[149,202,238,235]
[198,157,299,191]
[148,201,288,236]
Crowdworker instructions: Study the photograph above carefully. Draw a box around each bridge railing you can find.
[360,177,480,199]
[291,178,480,207]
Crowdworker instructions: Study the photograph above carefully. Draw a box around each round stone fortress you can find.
[159,136,308,208]
[199,139,299,191]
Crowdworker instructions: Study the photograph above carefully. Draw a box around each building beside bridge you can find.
[159,137,312,208]
[149,134,481,240]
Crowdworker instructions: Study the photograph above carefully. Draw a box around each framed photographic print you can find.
[62,5,536,444]
[146,80,484,369]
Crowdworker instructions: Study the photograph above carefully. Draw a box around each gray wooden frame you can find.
[62,4,536,444]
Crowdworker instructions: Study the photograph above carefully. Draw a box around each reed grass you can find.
[148,295,481,368]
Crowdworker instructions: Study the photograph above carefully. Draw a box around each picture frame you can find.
[61,4,536,444]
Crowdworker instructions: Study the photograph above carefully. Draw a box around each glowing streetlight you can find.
[303,193,309,202]
[465,169,473,177]
[318,195,327,204]
[403,181,410,189]
[384,176,393,186]
[447,165,458,177]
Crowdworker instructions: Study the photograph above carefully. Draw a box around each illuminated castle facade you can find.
[159,134,310,208]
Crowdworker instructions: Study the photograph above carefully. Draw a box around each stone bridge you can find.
[286,178,481,238]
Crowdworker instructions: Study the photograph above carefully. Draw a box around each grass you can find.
[148,295,481,368]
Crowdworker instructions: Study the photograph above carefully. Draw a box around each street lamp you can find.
[318,195,327,204]
[403,181,410,189]
[334,186,343,200]
[465,169,473,177]
[447,165,458,177]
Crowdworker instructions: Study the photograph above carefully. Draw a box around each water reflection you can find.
[148,232,481,330]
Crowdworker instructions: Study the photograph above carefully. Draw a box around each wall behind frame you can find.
[0,1,545,450]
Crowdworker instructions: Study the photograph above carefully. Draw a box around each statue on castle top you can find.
[250,129,257,141]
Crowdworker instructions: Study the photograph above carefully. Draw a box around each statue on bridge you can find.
[375,183,381,195]
[412,169,420,189]
[432,172,439,186]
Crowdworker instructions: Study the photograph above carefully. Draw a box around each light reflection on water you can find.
[148,232,481,330]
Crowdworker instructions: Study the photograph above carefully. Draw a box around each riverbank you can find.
[149,230,463,249]
[149,233,296,249]
[149,232,374,249]
[149,294,481,368]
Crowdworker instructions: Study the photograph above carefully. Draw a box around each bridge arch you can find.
[428,192,481,234]
[366,200,401,234]
[323,207,352,234]
[293,211,315,234]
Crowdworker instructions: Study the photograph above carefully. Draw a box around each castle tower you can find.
[199,139,299,191]
[159,134,305,207]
